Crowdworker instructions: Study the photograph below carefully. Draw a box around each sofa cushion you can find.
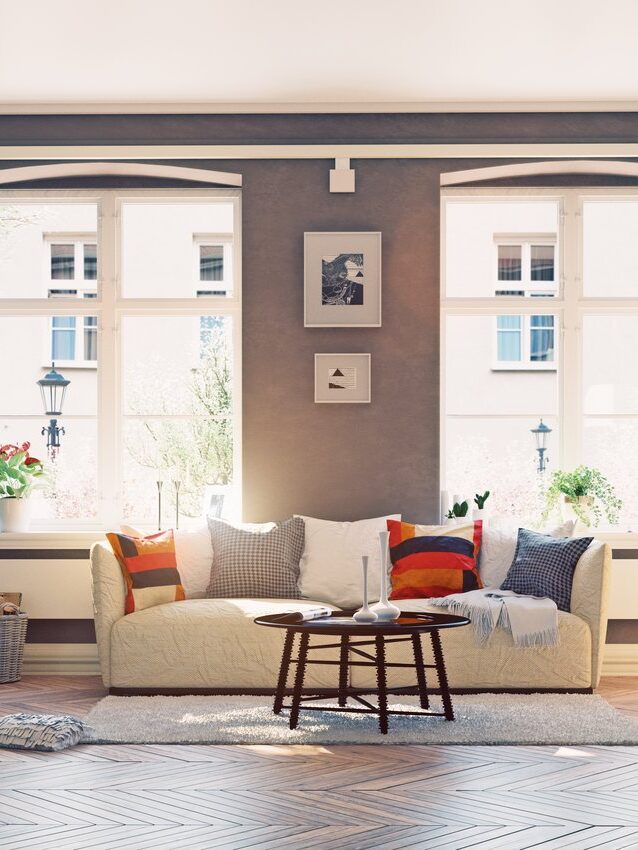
[207,517,304,599]
[297,514,400,609]
[388,520,483,600]
[479,520,575,589]
[351,598,592,691]
[110,598,339,689]
[501,528,593,611]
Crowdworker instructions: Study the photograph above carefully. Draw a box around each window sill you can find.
[491,364,557,372]
[43,362,97,370]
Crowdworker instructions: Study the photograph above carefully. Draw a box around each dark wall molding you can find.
[3,112,638,146]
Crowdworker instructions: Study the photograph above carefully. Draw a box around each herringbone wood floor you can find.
[0,676,637,849]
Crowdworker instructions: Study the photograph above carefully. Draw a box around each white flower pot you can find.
[0,498,32,533]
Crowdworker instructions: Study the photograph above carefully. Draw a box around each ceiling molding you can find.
[2,144,638,162]
[0,161,242,186]
[2,100,638,115]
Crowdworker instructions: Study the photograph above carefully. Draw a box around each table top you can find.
[254,610,470,636]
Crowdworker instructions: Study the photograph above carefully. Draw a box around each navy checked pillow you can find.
[501,528,593,611]
[207,516,304,598]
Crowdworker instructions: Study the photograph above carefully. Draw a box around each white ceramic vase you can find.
[370,531,400,621]
[353,555,378,623]
[0,498,32,533]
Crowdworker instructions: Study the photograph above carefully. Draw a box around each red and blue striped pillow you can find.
[388,519,483,599]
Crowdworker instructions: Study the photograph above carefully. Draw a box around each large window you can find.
[442,188,638,530]
[0,189,241,529]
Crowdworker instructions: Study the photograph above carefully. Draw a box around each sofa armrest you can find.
[90,541,126,688]
[570,540,611,689]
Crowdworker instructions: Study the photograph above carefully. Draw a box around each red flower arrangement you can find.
[0,441,45,499]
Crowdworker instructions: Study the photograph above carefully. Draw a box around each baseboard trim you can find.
[602,644,638,676]
[20,642,638,678]
[22,643,100,675]
[109,685,594,696]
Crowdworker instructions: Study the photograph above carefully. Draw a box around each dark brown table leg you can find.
[273,630,295,715]
[430,628,454,721]
[289,631,309,730]
[375,635,389,734]
[338,634,349,706]
[411,634,430,709]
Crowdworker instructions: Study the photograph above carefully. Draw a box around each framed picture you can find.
[304,232,382,327]
[314,353,371,403]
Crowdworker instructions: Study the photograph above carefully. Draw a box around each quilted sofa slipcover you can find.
[90,539,611,692]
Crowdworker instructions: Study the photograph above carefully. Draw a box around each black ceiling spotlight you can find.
[36,363,71,459]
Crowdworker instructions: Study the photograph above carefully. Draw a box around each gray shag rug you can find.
[82,693,638,746]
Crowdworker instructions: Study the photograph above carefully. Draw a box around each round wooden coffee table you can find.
[254,611,470,734]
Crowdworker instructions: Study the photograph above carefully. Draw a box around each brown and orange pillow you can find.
[106,529,185,614]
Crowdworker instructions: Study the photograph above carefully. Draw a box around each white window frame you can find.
[44,234,98,294]
[0,188,242,531]
[441,187,638,530]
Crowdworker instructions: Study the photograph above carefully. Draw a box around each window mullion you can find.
[560,190,581,470]
[97,192,119,527]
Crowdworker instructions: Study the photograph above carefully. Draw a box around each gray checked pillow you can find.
[501,528,593,611]
[207,516,304,598]
[0,713,87,751]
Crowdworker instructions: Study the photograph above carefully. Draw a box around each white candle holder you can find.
[353,555,378,623]
[370,530,401,620]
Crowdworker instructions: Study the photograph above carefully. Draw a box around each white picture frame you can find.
[314,353,371,403]
[304,231,382,327]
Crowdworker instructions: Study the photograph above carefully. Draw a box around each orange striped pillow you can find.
[388,520,483,600]
[106,529,185,614]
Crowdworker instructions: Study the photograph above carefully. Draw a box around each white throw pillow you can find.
[479,520,576,589]
[297,515,400,609]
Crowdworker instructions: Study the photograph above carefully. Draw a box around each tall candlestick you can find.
[156,480,163,531]
[173,480,181,530]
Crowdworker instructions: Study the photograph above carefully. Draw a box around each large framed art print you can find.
[304,231,382,327]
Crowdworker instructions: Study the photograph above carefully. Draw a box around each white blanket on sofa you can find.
[428,589,559,647]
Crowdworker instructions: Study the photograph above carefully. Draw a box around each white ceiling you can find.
[1,0,638,111]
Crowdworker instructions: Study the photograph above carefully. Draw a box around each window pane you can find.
[583,315,638,414]
[445,314,558,524]
[444,200,559,297]
[583,419,637,530]
[583,200,638,297]
[531,245,554,281]
[498,245,522,281]
[121,315,234,523]
[496,315,521,361]
[0,316,98,521]
[200,245,224,282]
[0,203,97,298]
[51,316,76,360]
[530,315,554,362]
[120,202,234,298]
[50,244,74,280]
[84,316,97,361]
[83,243,97,280]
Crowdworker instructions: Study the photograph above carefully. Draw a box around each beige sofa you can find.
[90,539,611,694]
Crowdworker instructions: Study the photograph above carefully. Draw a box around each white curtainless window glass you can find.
[0,188,241,530]
[442,187,638,530]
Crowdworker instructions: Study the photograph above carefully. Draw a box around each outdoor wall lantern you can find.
[531,418,552,474]
[37,363,70,458]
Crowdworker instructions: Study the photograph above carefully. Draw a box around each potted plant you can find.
[0,442,46,533]
[446,500,469,525]
[473,490,490,521]
[541,466,622,528]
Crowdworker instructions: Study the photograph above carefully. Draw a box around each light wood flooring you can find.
[0,676,636,849]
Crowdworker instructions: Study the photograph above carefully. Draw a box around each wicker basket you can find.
[0,613,28,684]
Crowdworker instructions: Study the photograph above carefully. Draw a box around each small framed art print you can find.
[304,231,382,327]
[314,353,371,403]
